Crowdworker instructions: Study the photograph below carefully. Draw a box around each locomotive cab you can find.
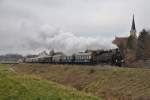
[113,48,124,67]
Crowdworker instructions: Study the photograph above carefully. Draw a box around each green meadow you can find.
[0,64,100,100]
[11,64,150,100]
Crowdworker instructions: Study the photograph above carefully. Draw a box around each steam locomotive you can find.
[24,48,124,66]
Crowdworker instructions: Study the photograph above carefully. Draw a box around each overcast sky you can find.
[0,0,150,55]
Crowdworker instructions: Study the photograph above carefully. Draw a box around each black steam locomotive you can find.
[24,48,124,66]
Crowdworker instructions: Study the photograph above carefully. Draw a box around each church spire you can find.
[130,15,137,38]
[131,15,136,31]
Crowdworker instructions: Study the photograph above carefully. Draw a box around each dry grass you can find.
[0,64,100,100]
[10,63,150,100]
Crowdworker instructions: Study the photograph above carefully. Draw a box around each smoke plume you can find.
[25,24,114,54]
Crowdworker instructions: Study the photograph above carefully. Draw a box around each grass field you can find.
[0,64,100,100]
[11,63,150,100]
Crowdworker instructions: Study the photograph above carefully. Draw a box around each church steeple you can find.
[130,15,137,38]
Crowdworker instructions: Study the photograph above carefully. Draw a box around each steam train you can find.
[24,49,124,66]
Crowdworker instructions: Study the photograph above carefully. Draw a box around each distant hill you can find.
[0,54,23,63]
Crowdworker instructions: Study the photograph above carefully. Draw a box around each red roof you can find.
[112,37,128,46]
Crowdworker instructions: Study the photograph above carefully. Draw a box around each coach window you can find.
[79,56,81,59]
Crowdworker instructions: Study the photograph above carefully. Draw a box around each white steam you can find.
[25,25,115,54]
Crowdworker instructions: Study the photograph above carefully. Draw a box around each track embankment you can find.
[11,63,150,100]
[0,64,100,100]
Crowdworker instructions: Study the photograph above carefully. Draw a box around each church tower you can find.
[130,15,137,38]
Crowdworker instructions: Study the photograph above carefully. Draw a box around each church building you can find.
[112,15,138,64]
[113,15,137,49]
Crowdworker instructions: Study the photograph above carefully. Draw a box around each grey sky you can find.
[0,0,150,55]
